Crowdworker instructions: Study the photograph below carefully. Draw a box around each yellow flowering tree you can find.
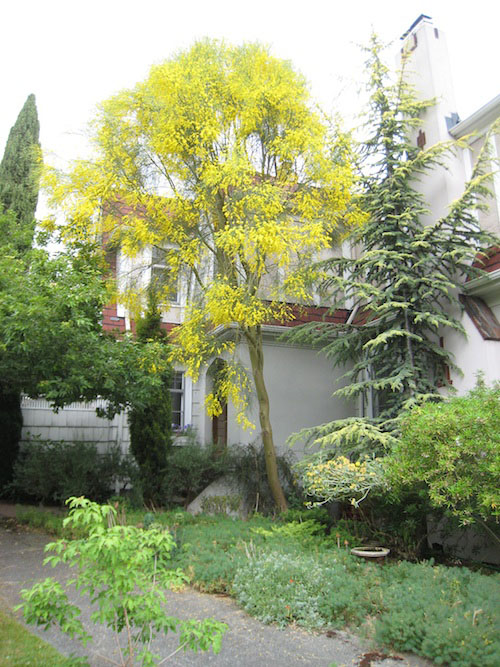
[45,40,361,511]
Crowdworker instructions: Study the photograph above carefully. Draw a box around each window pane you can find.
[170,371,184,429]
[171,371,183,390]
[171,391,183,428]
[151,246,165,264]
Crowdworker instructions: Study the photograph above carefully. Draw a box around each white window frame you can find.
[170,370,192,432]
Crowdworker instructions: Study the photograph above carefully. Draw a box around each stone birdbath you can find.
[351,546,390,562]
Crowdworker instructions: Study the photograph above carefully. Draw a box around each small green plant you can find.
[18,497,227,666]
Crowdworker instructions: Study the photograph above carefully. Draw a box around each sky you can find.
[1,0,499,175]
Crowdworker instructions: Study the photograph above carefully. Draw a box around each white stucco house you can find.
[22,15,499,453]
[399,14,500,393]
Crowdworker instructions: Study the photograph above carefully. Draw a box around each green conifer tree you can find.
[289,36,498,450]
[128,288,173,505]
[0,94,41,493]
[0,94,40,250]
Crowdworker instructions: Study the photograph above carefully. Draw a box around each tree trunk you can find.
[245,325,288,512]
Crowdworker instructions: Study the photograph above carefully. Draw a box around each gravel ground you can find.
[0,509,432,667]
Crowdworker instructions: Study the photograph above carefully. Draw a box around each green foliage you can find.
[387,380,500,528]
[288,35,498,426]
[163,439,229,506]
[0,93,40,247]
[169,513,275,593]
[0,609,86,667]
[14,501,500,665]
[0,387,23,494]
[11,439,139,505]
[374,560,500,666]
[18,497,227,666]
[0,214,170,416]
[129,288,173,505]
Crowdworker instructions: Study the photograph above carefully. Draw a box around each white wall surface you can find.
[196,338,355,458]
[443,306,500,395]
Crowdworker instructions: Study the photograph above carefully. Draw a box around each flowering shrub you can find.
[300,455,388,507]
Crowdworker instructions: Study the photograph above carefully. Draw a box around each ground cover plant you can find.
[15,502,500,666]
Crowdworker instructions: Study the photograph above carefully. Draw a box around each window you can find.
[151,246,179,304]
[170,371,186,430]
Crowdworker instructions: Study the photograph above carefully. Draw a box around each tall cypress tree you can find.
[0,94,40,494]
[0,94,40,250]
[128,288,173,506]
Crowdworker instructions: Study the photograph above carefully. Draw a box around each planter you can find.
[350,546,390,560]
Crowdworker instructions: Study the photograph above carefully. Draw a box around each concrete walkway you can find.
[0,516,431,667]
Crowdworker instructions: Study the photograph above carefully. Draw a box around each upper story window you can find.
[151,246,179,304]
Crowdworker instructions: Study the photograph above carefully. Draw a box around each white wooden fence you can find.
[21,397,130,451]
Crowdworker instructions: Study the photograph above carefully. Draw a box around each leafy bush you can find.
[387,379,500,527]
[11,439,138,504]
[162,438,229,505]
[18,497,227,666]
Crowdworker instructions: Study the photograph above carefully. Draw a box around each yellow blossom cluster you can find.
[302,455,387,507]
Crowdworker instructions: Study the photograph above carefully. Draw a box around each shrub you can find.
[11,439,138,504]
[162,437,229,505]
[387,379,500,529]
[128,288,173,506]
[18,497,227,666]
[228,442,299,515]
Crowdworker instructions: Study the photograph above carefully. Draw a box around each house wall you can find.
[196,338,355,458]
[443,306,500,395]
[402,16,500,398]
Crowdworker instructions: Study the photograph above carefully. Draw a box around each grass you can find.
[0,610,86,666]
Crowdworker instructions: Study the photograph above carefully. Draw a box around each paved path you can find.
[0,517,431,667]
